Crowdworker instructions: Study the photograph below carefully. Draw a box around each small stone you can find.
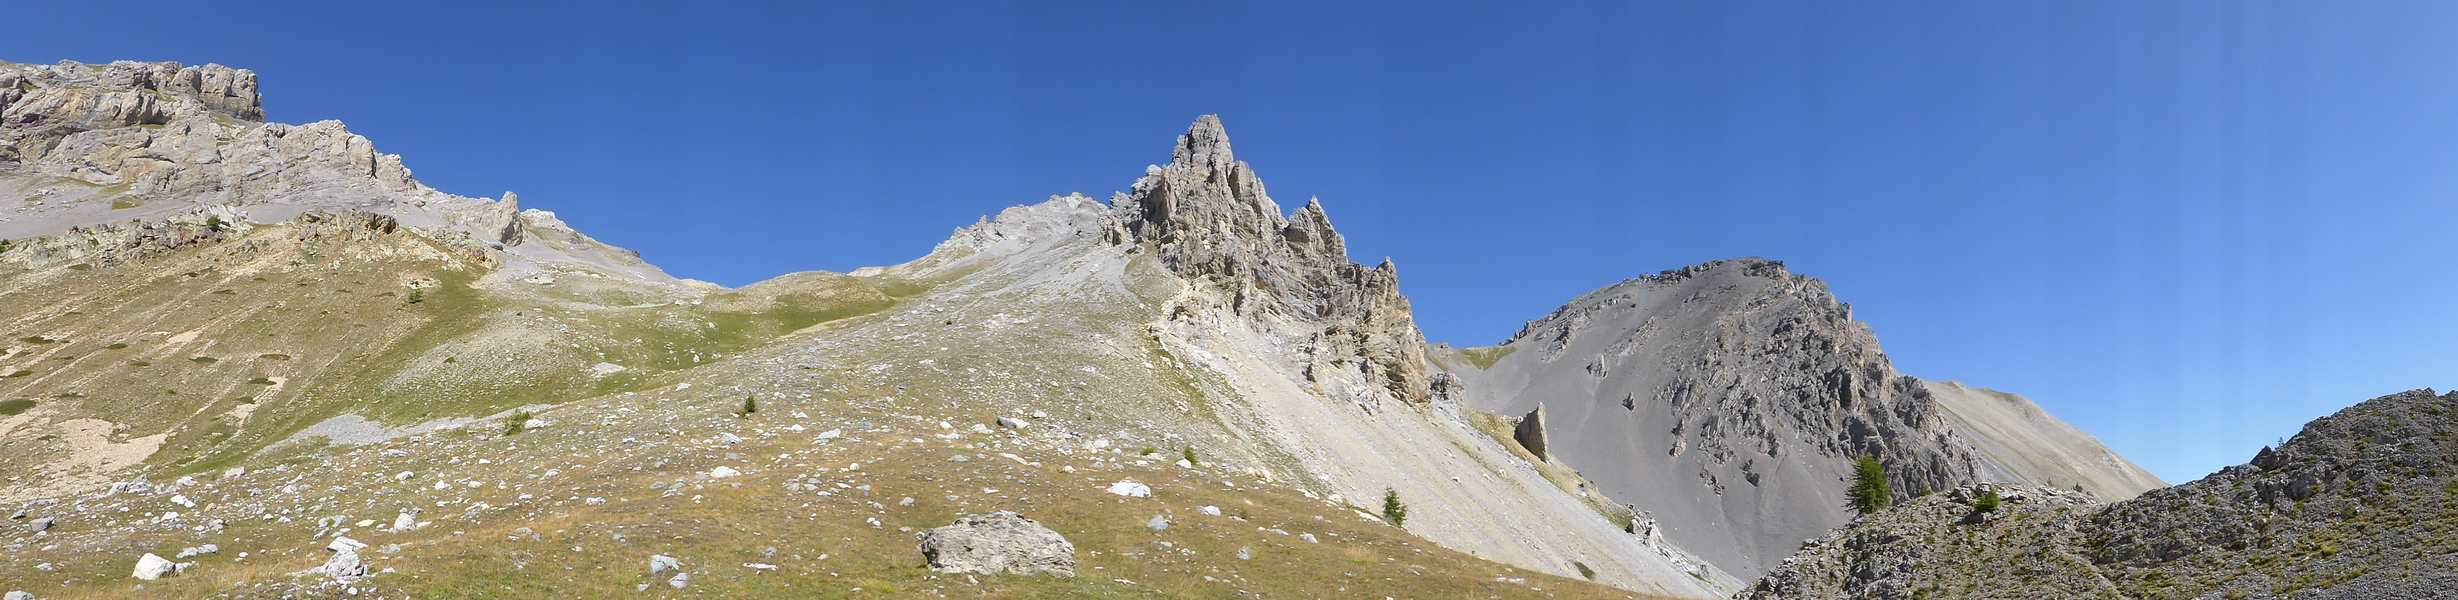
[649,554,680,575]
[5,590,33,600]
[996,416,1029,430]
[708,466,742,479]
[28,517,53,533]
[1198,505,1222,516]
[1106,480,1152,498]
[1236,546,1253,560]
[1299,533,1319,543]
[668,572,690,589]
[1145,515,1170,532]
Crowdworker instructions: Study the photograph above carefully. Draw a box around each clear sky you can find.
[15,1,2457,484]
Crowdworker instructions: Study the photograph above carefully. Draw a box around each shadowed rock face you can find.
[1744,389,2458,600]
[1515,404,1551,461]
[1107,116,1434,406]
[1450,258,2160,579]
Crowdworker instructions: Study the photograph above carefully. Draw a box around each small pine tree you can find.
[1975,487,2001,513]
[1846,455,1892,516]
[1181,446,1199,466]
[504,410,532,436]
[0,239,13,254]
[740,395,757,417]
[205,215,228,231]
[1382,487,1408,526]
[2072,482,2087,494]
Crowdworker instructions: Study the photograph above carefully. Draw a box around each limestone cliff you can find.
[1107,116,1434,406]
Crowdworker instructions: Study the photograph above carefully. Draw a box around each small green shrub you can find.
[1976,488,2002,513]
[406,289,424,304]
[0,399,35,416]
[739,395,757,417]
[1182,446,1199,466]
[1847,455,1892,515]
[504,410,533,436]
[1383,487,1408,526]
[205,215,228,231]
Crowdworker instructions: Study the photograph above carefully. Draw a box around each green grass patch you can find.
[1458,345,1518,370]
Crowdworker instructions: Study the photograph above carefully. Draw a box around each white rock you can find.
[1106,480,1152,498]
[131,553,178,580]
[1198,506,1222,517]
[327,536,368,554]
[170,494,196,508]
[668,572,691,589]
[649,554,680,575]
[707,466,742,479]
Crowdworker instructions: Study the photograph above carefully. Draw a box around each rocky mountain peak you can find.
[1110,116,1434,404]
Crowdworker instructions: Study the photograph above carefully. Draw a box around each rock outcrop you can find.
[1514,404,1550,461]
[916,512,1077,577]
[1106,116,1434,406]
[0,60,668,283]
[1742,389,2458,599]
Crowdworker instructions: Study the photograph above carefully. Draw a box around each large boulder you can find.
[130,553,180,580]
[917,512,1076,577]
[1514,404,1550,461]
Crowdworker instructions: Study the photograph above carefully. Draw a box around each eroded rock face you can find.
[0,59,670,283]
[1514,404,1549,461]
[917,511,1076,577]
[1,61,260,163]
[1108,116,1434,405]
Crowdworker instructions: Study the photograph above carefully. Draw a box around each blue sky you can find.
[15,1,2458,483]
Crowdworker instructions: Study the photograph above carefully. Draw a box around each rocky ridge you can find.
[1741,389,2458,599]
[1105,116,1435,407]
[0,59,666,284]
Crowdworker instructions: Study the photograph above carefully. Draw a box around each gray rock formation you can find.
[0,60,667,283]
[917,511,1076,577]
[1447,258,2160,579]
[1106,116,1433,406]
[1742,389,2458,600]
[1513,404,1550,461]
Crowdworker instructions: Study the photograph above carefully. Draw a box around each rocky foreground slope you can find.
[2,60,1734,598]
[1440,259,2164,579]
[1742,389,2458,600]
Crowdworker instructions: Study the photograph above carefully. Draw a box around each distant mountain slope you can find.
[0,59,667,283]
[1441,259,2160,579]
[1743,389,2458,600]
[1925,380,2165,500]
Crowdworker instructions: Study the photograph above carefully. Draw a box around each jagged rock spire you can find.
[1112,115,1434,404]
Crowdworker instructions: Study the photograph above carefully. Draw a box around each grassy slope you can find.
[0,220,905,489]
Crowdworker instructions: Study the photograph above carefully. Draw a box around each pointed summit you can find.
[1109,115,1435,405]
[1172,114,1237,172]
